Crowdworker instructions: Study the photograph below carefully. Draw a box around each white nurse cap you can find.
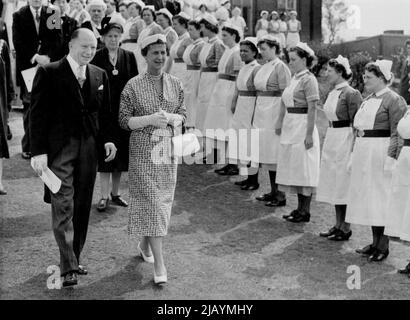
[373,59,393,81]
[335,55,352,75]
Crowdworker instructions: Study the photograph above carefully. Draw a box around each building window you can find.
[278,0,297,11]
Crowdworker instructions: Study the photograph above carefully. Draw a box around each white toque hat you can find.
[140,34,167,50]
[222,22,242,35]
[295,42,315,57]
[177,12,192,21]
[373,59,393,81]
[335,55,352,75]
[241,37,259,51]
[157,8,173,22]
[201,13,218,26]
[260,10,268,17]
[86,0,107,12]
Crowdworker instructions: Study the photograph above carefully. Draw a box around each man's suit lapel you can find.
[86,65,101,107]
[61,58,85,107]
[23,6,38,40]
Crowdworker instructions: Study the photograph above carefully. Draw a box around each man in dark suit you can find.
[145,0,164,11]
[52,0,78,59]
[399,39,410,105]
[12,0,63,159]
[30,28,117,287]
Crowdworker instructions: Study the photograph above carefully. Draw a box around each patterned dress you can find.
[119,72,186,237]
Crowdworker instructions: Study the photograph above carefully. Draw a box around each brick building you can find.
[231,0,322,42]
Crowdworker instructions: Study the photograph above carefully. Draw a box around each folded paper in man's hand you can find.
[40,167,62,194]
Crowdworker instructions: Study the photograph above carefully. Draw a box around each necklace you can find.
[109,51,118,75]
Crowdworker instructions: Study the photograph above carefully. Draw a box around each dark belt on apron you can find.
[256,91,281,97]
[218,74,236,81]
[238,90,257,97]
[187,65,201,70]
[287,107,308,114]
[329,120,351,128]
[174,58,184,63]
[356,129,390,138]
[403,139,410,146]
[201,67,218,72]
[121,39,137,44]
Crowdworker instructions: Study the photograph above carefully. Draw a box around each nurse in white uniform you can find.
[317,56,362,241]
[157,8,178,52]
[182,19,205,128]
[268,11,283,48]
[275,42,320,223]
[255,11,269,40]
[385,109,410,276]
[251,35,291,203]
[346,60,407,262]
[286,11,301,49]
[228,37,259,189]
[203,23,242,176]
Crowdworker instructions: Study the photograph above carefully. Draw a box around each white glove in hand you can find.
[160,110,183,127]
[150,111,168,128]
[31,154,48,176]
[384,156,397,172]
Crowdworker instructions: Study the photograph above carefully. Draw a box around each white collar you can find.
[335,81,349,90]
[375,87,390,97]
[179,32,190,40]
[193,38,203,45]
[295,69,309,78]
[30,6,41,17]
[208,36,218,43]
[67,55,86,78]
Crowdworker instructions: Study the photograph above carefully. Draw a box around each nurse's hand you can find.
[304,135,313,150]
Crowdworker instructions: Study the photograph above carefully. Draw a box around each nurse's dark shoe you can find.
[368,249,389,262]
[286,211,310,223]
[214,164,230,174]
[265,199,286,207]
[355,244,376,256]
[398,262,410,275]
[328,230,352,241]
[256,193,274,202]
[319,226,339,237]
[241,182,259,190]
[234,179,249,186]
[282,209,299,219]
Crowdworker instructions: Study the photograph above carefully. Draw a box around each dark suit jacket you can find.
[12,5,63,86]
[29,57,115,164]
[81,18,110,50]
[399,60,410,104]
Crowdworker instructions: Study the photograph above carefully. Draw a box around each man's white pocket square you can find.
[98,85,104,90]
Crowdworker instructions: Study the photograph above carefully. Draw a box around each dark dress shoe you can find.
[265,199,286,207]
[368,249,389,262]
[286,211,310,223]
[234,179,249,186]
[214,165,230,174]
[398,262,410,274]
[111,193,128,207]
[0,189,7,195]
[328,230,352,241]
[21,152,31,159]
[282,209,299,219]
[355,244,376,256]
[256,193,274,202]
[241,183,259,190]
[319,226,339,237]
[97,198,109,212]
[220,166,239,176]
[77,265,88,275]
[62,272,78,287]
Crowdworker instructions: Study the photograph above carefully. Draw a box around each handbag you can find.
[171,125,200,157]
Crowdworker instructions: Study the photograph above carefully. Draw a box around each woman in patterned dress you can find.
[346,60,407,262]
[203,23,242,176]
[228,37,259,189]
[275,43,320,223]
[182,19,205,128]
[119,34,186,285]
[317,56,362,241]
[134,6,163,73]
[251,35,291,200]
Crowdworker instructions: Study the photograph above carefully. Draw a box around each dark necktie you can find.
[35,9,40,23]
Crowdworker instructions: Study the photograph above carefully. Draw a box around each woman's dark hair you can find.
[289,47,314,68]
[328,59,352,80]
[141,7,156,21]
[199,4,208,11]
[127,2,141,13]
[199,19,219,34]
[157,13,172,26]
[141,39,167,56]
[173,15,189,29]
[257,38,281,55]
[188,20,201,30]
[222,26,240,43]
[365,63,390,84]
[240,40,258,59]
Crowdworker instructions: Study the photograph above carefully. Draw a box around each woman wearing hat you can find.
[121,1,145,53]
[229,7,246,39]
[165,13,192,75]
[203,23,242,175]
[275,42,320,223]
[317,56,362,241]
[119,34,186,285]
[196,14,225,133]
[385,109,410,276]
[286,11,301,49]
[268,11,283,49]
[250,35,291,199]
[81,0,109,49]
[255,11,269,40]
[134,6,163,73]
[182,19,205,128]
[91,23,138,212]
[346,60,407,262]
[228,37,259,188]
[156,8,178,51]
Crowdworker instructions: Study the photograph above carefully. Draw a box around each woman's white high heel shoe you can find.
[137,242,154,264]
[154,270,167,285]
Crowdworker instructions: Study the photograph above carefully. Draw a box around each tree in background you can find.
[322,0,352,45]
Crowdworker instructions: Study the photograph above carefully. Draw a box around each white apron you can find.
[316,85,354,205]
[346,97,391,226]
[256,20,269,40]
[276,72,320,187]
[286,20,300,48]
[228,60,259,162]
[250,60,282,165]
[195,42,218,131]
[182,42,201,127]
[385,111,410,240]
[169,34,189,79]
[203,46,240,141]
